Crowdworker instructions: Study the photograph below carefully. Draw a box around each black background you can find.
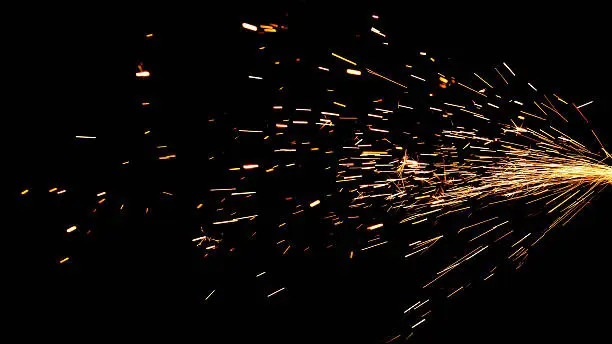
[12,1,612,342]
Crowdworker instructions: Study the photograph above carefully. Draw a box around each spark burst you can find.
[20,8,610,343]
[390,125,612,234]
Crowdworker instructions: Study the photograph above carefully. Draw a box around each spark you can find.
[371,27,386,37]
[367,223,383,230]
[366,68,408,88]
[231,191,256,195]
[267,287,286,298]
[242,23,258,31]
[361,241,388,251]
[331,52,357,66]
[474,73,494,88]
[577,100,594,109]
[502,62,516,76]
[528,82,538,92]
[205,289,216,301]
[412,319,426,329]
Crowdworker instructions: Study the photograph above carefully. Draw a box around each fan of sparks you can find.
[388,124,612,239]
[32,15,612,343]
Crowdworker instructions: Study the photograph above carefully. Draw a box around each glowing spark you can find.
[205,289,215,301]
[331,52,357,66]
[577,100,594,109]
[267,287,286,298]
[361,241,388,251]
[366,69,407,88]
[528,82,538,91]
[502,62,516,76]
[371,27,386,37]
[412,319,426,329]
[231,191,256,196]
[367,223,383,230]
[242,23,258,31]
[474,73,494,88]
